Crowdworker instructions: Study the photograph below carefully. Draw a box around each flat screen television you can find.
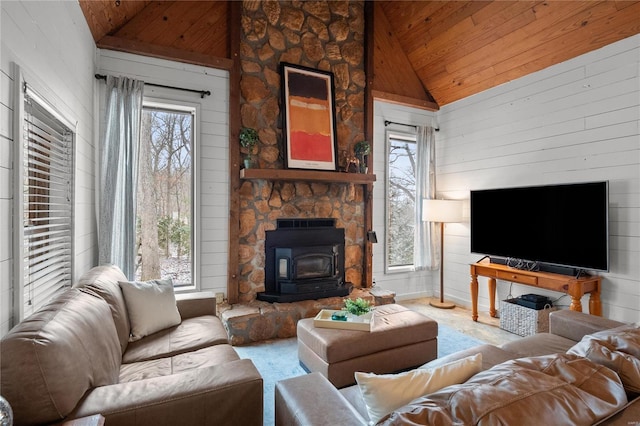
[470,181,609,273]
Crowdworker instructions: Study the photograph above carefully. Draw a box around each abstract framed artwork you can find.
[281,62,338,171]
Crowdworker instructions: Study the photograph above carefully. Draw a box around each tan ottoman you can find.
[297,304,438,388]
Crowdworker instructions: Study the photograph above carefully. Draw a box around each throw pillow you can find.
[568,324,640,393]
[119,279,181,341]
[355,353,482,424]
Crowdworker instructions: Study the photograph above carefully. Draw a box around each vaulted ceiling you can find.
[79,0,640,108]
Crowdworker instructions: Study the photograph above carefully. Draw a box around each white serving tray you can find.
[313,309,373,332]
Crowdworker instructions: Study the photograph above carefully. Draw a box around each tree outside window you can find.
[136,104,194,287]
[386,133,417,270]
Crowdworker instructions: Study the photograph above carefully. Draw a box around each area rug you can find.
[234,323,485,426]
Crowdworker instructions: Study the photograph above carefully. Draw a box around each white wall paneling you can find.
[435,35,640,323]
[1,0,97,333]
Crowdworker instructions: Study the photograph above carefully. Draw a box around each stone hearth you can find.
[220,287,395,345]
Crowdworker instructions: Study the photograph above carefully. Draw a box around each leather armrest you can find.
[68,359,262,425]
[549,309,625,342]
[275,372,366,426]
[176,291,217,319]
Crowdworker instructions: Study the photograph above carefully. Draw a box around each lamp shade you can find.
[422,199,463,223]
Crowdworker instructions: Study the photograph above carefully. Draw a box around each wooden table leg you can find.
[589,281,602,316]
[569,296,583,312]
[568,281,584,313]
[488,277,497,318]
[470,274,479,321]
[589,293,602,316]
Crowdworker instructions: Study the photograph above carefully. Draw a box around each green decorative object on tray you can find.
[331,311,347,321]
[343,297,372,316]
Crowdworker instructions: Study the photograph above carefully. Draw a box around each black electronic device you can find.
[521,294,548,303]
[515,294,552,310]
[470,181,609,274]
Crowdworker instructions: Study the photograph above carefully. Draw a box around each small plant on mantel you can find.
[353,141,371,173]
[343,297,372,316]
[239,127,259,169]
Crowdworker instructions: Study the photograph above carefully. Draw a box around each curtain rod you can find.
[95,74,211,98]
[384,120,417,129]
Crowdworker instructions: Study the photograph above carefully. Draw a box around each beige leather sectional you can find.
[0,265,263,425]
[276,309,640,425]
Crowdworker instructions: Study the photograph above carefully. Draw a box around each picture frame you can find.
[281,62,338,171]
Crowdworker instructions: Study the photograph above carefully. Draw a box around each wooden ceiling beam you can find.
[372,90,439,112]
[97,35,233,70]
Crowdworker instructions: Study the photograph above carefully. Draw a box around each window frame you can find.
[13,65,76,323]
[140,97,200,292]
[384,129,418,274]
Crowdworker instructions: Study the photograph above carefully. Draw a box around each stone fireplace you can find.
[258,218,349,302]
[238,1,367,303]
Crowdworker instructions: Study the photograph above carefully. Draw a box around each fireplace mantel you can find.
[240,168,376,184]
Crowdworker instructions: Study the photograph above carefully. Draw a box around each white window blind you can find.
[21,85,74,317]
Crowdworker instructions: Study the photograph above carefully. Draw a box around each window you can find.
[385,131,417,271]
[19,82,75,318]
[135,101,195,288]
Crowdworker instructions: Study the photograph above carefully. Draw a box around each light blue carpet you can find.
[234,324,485,426]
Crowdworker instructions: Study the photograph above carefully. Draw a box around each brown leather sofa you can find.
[1,265,263,425]
[275,309,640,425]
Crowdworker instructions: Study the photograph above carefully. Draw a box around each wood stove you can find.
[257,218,349,303]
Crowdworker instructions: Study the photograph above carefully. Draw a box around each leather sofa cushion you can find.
[569,324,640,393]
[549,309,625,342]
[74,264,131,353]
[122,315,229,364]
[381,353,628,425]
[276,372,367,426]
[421,343,518,371]
[70,359,264,425]
[0,289,121,425]
[340,384,371,422]
[119,343,240,382]
[500,332,577,357]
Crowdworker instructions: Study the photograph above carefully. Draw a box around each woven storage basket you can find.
[499,298,558,337]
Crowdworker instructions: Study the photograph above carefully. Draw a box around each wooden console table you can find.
[469,260,602,322]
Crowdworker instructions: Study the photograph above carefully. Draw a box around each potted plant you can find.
[353,141,371,173]
[239,127,259,169]
[343,297,372,321]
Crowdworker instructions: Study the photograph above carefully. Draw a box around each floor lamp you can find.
[422,199,463,309]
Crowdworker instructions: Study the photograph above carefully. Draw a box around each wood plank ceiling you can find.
[377,1,640,106]
[79,0,640,107]
[79,0,230,68]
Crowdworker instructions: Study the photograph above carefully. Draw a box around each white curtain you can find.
[98,76,144,279]
[414,125,439,270]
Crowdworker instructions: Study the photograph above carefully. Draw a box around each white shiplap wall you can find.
[0,1,98,334]
[435,34,640,323]
[371,101,437,300]
[97,50,230,297]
